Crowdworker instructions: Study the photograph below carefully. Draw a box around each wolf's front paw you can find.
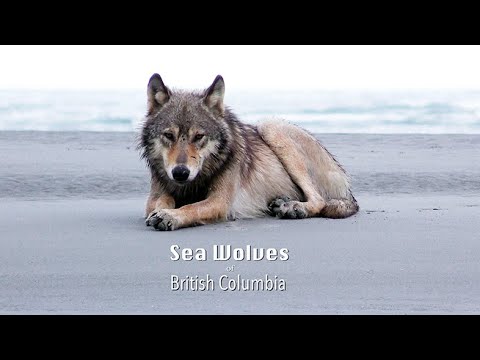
[146,209,180,231]
[269,197,307,219]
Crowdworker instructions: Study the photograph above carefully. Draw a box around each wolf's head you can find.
[140,74,233,185]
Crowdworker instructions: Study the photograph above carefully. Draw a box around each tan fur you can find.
[230,141,301,218]
[166,144,181,166]
[258,120,357,219]
[165,141,200,171]
[145,177,175,216]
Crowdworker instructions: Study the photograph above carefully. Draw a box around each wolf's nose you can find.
[172,165,190,182]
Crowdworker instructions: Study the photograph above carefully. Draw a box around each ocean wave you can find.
[1,90,480,133]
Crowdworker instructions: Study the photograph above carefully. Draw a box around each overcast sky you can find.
[2,45,480,91]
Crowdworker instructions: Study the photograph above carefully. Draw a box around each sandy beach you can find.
[1,131,479,314]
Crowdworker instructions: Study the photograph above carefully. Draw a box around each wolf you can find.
[139,74,359,231]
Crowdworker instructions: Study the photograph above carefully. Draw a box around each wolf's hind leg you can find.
[259,120,359,219]
[259,121,327,218]
[320,198,359,219]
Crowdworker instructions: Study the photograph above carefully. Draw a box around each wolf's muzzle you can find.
[172,165,190,182]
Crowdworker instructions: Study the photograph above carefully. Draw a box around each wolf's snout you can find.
[172,165,190,182]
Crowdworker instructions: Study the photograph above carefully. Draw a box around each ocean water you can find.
[1,89,480,133]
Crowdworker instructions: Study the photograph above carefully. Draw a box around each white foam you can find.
[1,89,480,133]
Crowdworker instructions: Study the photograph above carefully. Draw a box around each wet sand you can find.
[1,131,479,314]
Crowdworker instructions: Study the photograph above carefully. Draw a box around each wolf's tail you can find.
[320,194,359,219]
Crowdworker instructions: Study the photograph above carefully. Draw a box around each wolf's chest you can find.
[174,189,208,208]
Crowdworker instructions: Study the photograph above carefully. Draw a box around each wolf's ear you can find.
[147,73,171,114]
[204,75,225,114]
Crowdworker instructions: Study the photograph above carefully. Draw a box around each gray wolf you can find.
[139,74,359,231]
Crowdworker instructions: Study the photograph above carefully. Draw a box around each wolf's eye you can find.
[194,134,205,141]
[163,132,174,140]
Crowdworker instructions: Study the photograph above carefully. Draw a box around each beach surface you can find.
[1,131,479,314]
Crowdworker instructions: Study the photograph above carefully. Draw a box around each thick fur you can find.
[139,74,359,231]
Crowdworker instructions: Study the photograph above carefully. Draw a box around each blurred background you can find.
[1,45,480,134]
